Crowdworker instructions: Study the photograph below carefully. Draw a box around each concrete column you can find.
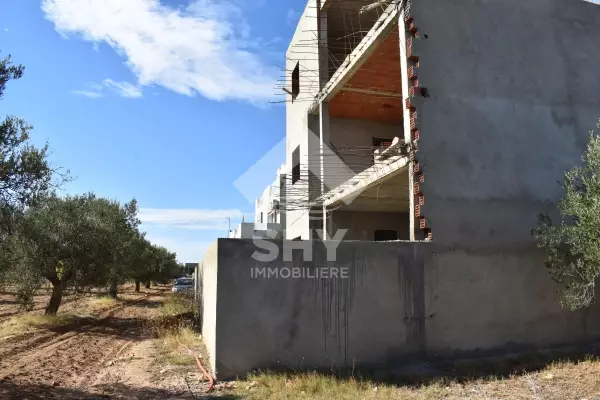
[279,172,287,239]
[398,9,415,241]
[316,1,328,88]
[319,101,330,236]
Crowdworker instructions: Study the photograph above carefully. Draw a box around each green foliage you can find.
[533,120,600,310]
[0,52,182,314]
[3,193,181,313]
[0,53,66,280]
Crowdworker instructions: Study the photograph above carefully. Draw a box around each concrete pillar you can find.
[279,172,287,239]
[398,9,415,241]
[316,0,328,88]
[319,101,330,236]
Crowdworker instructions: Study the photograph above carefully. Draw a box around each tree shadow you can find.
[0,380,241,399]
[120,297,163,309]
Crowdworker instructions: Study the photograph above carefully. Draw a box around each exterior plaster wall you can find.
[199,241,218,373]
[285,0,322,240]
[424,248,600,354]
[329,117,403,175]
[408,0,600,352]
[210,239,426,380]
[332,211,410,240]
[411,0,600,250]
[201,240,600,380]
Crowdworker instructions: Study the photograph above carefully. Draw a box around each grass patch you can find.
[160,293,196,316]
[164,354,196,366]
[154,326,203,367]
[0,313,76,338]
[152,293,202,368]
[221,372,451,400]
[209,356,600,400]
[88,296,121,310]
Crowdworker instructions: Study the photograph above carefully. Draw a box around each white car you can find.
[172,277,194,293]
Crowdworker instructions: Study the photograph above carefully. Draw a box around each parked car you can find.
[172,277,194,293]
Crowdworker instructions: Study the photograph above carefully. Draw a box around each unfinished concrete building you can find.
[284,0,420,241]
[200,0,600,379]
[282,0,600,245]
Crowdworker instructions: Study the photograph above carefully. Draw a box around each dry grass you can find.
[86,295,121,311]
[160,292,196,316]
[204,357,600,399]
[152,293,202,367]
[0,313,76,339]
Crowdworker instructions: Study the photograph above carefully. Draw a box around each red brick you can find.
[413,183,421,195]
[408,66,418,80]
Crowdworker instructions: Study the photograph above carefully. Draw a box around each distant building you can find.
[228,166,285,239]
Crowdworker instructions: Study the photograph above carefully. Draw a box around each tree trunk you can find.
[45,281,64,315]
[145,281,151,289]
[135,280,140,292]
[109,279,118,299]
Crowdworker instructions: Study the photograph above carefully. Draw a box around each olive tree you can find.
[0,53,66,283]
[533,121,600,310]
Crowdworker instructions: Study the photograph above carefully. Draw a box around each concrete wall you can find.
[406,0,600,352]
[329,117,402,175]
[200,240,600,380]
[285,0,321,240]
[411,0,600,249]
[332,211,410,240]
[207,239,426,380]
[229,223,255,239]
[200,241,219,373]
[424,247,600,355]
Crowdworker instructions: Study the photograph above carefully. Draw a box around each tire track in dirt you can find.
[0,291,163,387]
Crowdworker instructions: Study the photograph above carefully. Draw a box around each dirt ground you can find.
[0,285,210,399]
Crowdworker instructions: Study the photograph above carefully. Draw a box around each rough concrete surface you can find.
[204,239,426,380]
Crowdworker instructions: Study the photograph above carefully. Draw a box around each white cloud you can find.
[72,79,143,99]
[139,208,247,229]
[139,208,250,262]
[72,89,103,99]
[145,235,214,263]
[102,79,143,98]
[3,28,9,32]
[42,0,278,103]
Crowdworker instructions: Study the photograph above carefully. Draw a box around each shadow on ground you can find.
[0,380,241,399]
[239,340,600,388]
[120,297,163,309]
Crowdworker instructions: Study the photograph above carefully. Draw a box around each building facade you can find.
[200,0,600,379]
[281,0,600,247]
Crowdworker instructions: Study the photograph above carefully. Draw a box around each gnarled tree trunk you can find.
[45,280,64,315]
[145,281,151,289]
[109,278,118,299]
[135,280,140,292]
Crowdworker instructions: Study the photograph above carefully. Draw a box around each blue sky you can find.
[0,0,304,261]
